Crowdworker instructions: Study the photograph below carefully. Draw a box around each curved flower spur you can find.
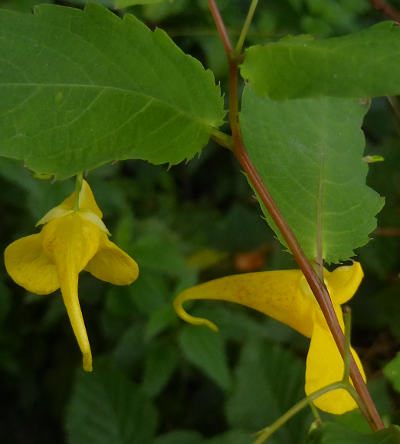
[4,179,139,372]
[174,262,366,414]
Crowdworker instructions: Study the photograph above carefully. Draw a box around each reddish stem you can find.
[369,0,400,21]
[207,0,233,58]
[207,0,385,432]
[375,227,400,236]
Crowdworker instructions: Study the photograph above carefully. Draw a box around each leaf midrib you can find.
[0,82,212,128]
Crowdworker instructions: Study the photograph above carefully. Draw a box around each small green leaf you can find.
[206,430,254,444]
[66,364,158,444]
[0,4,224,179]
[226,339,308,443]
[241,22,400,100]
[145,305,179,341]
[384,353,400,393]
[115,0,164,7]
[142,340,179,397]
[307,423,400,444]
[241,85,384,263]
[178,324,231,390]
[154,430,204,444]
[71,0,164,7]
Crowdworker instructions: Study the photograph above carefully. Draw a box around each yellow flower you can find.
[173,262,366,414]
[4,180,139,372]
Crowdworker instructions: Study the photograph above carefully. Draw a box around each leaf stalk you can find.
[235,0,259,57]
[73,172,83,211]
[211,128,233,150]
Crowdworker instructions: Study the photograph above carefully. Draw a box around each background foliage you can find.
[0,1,400,443]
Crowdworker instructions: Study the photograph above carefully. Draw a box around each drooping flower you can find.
[173,262,365,414]
[4,180,139,372]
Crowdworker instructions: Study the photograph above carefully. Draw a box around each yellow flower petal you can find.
[325,262,364,305]
[41,212,102,372]
[42,213,101,271]
[57,256,93,372]
[305,319,366,414]
[4,233,59,295]
[85,235,139,285]
[174,270,314,337]
[35,208,73,227]
[79,210,110,235]
[36,179,103,226]
[60,179,103,218]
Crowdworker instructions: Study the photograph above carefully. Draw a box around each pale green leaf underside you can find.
[241,85,384,263]
[241,21,400,100]
[0,4,224,179]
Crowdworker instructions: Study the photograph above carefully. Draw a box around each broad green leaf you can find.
[384,353,400,393]
[307,423,400,444]
[178,324,231,391]
[241,22,400,100]
[0,4,224,179]
[241,85,384,263]
[226,339,309,444]
[65,365,158,444]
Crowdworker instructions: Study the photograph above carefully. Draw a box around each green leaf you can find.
[178,324,231,391]
[206,430,254,444]
[145,305,179,341]
[0,4,224,179]
[241,85,384,263]
[307,423,400,444]
[154,430,204,444]
[384,353,400,393]
[226,339,309,444]
[113,324,146,371]
[0,0,52,12]
[115,0,164,7]
[70,0,164,8]
[241,22,400,100]
[65,364,158,444]
[142,340,179,397]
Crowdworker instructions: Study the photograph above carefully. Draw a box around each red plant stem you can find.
[207,0,233,58]
[207,0,385,432]
[369,0,400,22]
[375,227,400,236]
